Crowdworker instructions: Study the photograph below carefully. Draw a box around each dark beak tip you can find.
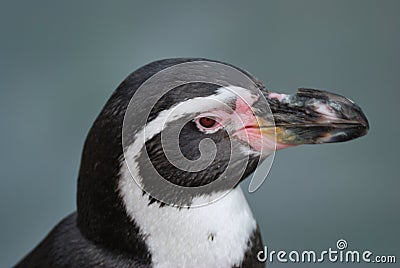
[359,110,370,131]
[348,103,370,134]
[317,90,370,139]
[265,87,370,145]
[314,123,369,144]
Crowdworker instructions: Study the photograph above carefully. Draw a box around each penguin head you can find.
[123,82,274,199]
[76,58,368,254]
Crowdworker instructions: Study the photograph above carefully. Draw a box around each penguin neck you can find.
[118,161,258,267]
[77,139,258,266]
[76,118,153,262]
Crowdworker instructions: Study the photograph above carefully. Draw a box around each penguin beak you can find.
[257,88,369,147]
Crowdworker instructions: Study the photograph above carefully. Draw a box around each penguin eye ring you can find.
[198,117,217,128]
[195,116,221,132]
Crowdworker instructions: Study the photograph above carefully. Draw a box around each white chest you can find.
[119,174,257,268]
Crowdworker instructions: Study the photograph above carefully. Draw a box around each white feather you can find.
[119,161,257,268]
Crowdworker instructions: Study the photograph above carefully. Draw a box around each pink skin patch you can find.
[232,97,288,154]
[233,96,257,129]
[314,103,338,120]
[268,93,288,102]
[196,95,295,155]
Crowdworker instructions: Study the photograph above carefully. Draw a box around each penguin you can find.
[15,58,369,268]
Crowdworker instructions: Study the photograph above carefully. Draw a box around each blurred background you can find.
[0,0,399,267]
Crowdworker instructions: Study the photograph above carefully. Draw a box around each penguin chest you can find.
[121,184,257,268]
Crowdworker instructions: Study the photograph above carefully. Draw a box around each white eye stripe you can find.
[144,87,253,140]
[123,86,256,170]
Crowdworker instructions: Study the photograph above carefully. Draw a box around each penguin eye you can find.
[199,117,216,128]
[194,116,222,133]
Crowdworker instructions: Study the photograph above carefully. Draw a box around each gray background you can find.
[0,0,399,267]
